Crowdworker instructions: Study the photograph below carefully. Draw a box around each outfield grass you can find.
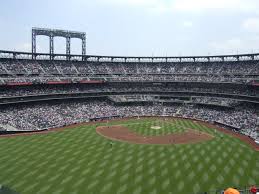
[0,118,258,194]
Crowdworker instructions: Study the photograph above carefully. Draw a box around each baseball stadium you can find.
[0,27,258,194]
[0,1,259,193]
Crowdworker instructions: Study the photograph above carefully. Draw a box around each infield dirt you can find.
[96,125,214,145]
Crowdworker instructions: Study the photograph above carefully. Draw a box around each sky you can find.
[1,0,259,56]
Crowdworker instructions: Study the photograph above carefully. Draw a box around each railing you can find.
[1,49,259,62]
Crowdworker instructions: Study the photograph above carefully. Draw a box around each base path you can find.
[96,125,214,145]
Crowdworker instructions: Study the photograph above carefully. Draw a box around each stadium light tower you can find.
[32,27,86,60]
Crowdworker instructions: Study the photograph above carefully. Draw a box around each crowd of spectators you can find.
[109,95,155,102]
[0,59,258,84]
[109,95,239,106]
[0,100,257,140]
[191,97,239,106]
[1,60,258,74]
[0,59,258,140]
[0,84,257,97]
[0,75,254,84]
[106,74,253,83]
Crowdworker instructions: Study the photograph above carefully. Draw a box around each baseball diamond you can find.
[0,117,258,194]
[96,124,214,144]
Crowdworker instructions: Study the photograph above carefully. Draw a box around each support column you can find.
[32,30,36,59]
[49,35,54,60]
[82,34,86,60]
[66,37,71,60]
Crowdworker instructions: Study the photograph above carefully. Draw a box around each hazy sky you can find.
[1,0,259,56]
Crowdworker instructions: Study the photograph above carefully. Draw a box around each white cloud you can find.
[104,0,172,13]
[101,0,259,14]
[243,18,259,32]
[104,0,160,7]
[183,21,193,28]
[173,0,256,12]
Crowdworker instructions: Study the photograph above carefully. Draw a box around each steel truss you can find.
[32,27,86,60]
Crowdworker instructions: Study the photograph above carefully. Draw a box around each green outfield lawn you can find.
[0,118,258,194]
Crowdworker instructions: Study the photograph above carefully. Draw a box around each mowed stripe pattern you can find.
[0,118,258,194]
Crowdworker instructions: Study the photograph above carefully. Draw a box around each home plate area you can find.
[150,126,161,130]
